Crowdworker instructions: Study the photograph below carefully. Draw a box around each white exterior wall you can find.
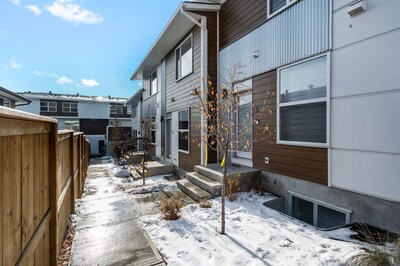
[331,0,400,202]
[78,101,110,118]
[17,98,40,113]
[86,135,106,155]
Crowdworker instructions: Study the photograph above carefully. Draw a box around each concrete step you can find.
[145,161,174,176]
[186,172,221,197]
[194,165,224,183]
[194,164,261,192]
[177,179,211,202]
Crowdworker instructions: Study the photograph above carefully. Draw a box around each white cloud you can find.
[8,0,21,6]
[32,70,45,76]
[9,57,23,69]
[57,76,73,84]
[46,0,104,25]
[81,79,99,87]
[138,82,143,86]
[25,5,42,16]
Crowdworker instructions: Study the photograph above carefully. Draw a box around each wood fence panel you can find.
[0,137,3,265]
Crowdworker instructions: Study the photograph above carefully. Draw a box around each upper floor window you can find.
[269,0,297,17]
[40,101,57,112]
[110,104,123,115]
[176,35,193,80]
[1,98,10,107]
[62,102,78,113]
[150,70,158,95]
[277,55,328,147]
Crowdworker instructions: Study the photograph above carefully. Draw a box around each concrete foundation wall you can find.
[260,170,400,232]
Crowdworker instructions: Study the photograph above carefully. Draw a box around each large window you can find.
[178,110,189,152]
[150,70,158,95]
[40,101,57,112]
[62,102,78,113]
[65,121,79,131]
[277,55,328,146]
[289,192,351,229]
[110,104,123,115]
[269,0,298,17]
[176,35,193,80]
[235,79,252,159]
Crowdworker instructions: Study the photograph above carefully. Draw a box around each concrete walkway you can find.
[70,164,165,266]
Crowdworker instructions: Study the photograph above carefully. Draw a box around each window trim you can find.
[276,53,330,148]
[268,0,299,19]
[150,70,158,96]
[287,191,351,229]
[62,102,78,113]
[40,101,57,112]
[178,108,190,154]
[2,98,10,108]
[175,34,194,82]
[64,120,80,131]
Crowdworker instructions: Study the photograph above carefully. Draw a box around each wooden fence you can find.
[0,107,90,265]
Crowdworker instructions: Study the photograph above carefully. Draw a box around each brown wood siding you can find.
[252,70,328,185]
[220,0,268,49]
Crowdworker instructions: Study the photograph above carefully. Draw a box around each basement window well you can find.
[288,192,351,229]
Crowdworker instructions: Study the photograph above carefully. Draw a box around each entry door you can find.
[235,79,252,160]
[171,111,179,166]
[165,116,172,162]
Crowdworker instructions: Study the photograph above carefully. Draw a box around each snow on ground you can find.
[139,192,365,266]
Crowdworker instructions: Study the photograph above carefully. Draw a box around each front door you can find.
[234,79,252,162]
[171,111,179,166]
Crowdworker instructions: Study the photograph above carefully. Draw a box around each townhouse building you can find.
[0,86,30,108]
[17,92,131,156]
[132,0,400,231]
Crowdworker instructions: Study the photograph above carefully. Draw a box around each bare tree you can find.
[139,116,156,185]
[193,62,273,234]
[109,117,134,166]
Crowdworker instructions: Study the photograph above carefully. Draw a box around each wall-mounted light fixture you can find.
[171,97,175,102]
[191,87,199,95]
[252,50,260,59]
[348,0,367,16]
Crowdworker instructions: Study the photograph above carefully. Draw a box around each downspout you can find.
[180,6,208,166]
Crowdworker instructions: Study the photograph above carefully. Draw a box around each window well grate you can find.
[263,197,285,213]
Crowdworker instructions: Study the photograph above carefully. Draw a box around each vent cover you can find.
[263,197,285,213]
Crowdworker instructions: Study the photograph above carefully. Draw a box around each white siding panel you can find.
[332,30,400,98]
[79,102,110,119]
[220,0,330,81]
[16,99,40,114]
[333,0,400,49]
[331,91,400,154]
[331,149,400,202]
[86,135,106,155]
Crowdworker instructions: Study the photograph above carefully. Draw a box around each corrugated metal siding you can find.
[220,0,331,81]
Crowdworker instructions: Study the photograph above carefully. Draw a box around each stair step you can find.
[177,179,211,202]
[194,165,223,183]
[186,172,221,197]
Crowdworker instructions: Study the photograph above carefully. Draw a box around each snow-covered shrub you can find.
[199,199,212,208]
[160,198,183,220]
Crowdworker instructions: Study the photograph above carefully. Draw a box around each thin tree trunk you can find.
[221,150,228,235]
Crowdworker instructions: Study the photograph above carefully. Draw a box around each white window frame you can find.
[64,120,79,131]
[150,117,156,145]
[150,70,158,96]
[2,98,10,107]
[277,53,330,148]
[110,104,123,115]
[40,101,57,112]
[178,109,190,154]
[62,102,78,113]
[268,0,299,18]
[175,35,193,81]
[287,191,351,228]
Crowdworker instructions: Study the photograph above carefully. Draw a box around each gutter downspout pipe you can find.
[180,5,208,166]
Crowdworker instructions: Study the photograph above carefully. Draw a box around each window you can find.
[269,0,298,17]
[62,102,78,113]
[1,98,10,107]
[150,117,156,144]
[40,101,57,112]
[110,104,123,115]
[277,55,328,146]
[234,79,252,159]
[150,71,158,95]
[289,192,351,229]
[176,35,193,80]
[178,110,189,152]
[65,121,79,131]
[132,105,137,118]
[127,106,132,115]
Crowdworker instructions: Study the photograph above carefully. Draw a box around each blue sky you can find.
[0,0,182,98]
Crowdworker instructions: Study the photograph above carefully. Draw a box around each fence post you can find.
[48,123,58,265]
[69,132,75,214]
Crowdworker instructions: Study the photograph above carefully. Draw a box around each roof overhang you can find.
[130,2,221,81]
[126,88,144,105]
[0,86,31,104]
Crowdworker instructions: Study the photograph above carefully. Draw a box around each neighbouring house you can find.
[0,86,31,108]
[131,1,220,168]
[126,88,144,151]
[17,92,131,156]
[131,0,400,232]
